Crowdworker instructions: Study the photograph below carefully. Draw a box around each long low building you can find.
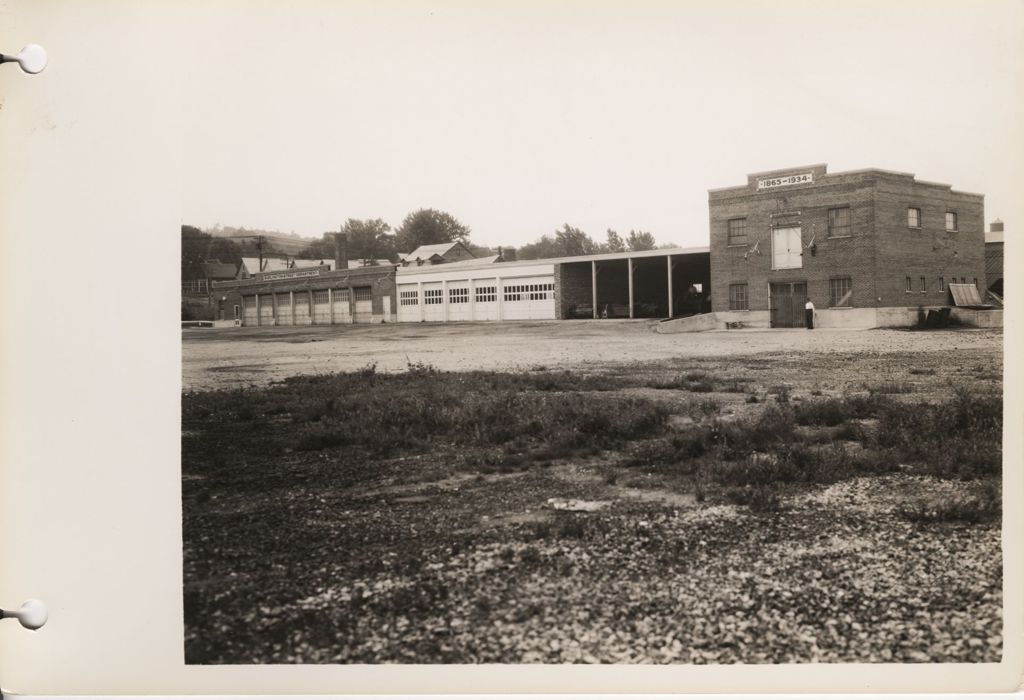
[395,247,711,322]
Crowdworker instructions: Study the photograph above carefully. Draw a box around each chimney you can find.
[497,246,504,262]
[334,232,349,271]
[990,219,1004,233]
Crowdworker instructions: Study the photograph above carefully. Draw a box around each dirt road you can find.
[182,321,1002,392]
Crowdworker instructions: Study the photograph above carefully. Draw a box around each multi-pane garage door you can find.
[353,287,373,323]
[275,292,292,325]
[258,295,274,325]
[312,290,331,324]
[333,288,352,323]
[393,275,554,322]
[294,293,310,325]
[242,295,258,326]
[502,277,555,320]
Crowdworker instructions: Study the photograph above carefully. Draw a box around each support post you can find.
[329,288,334,324]
[272,292,278,326]
[469,278,476,321]
[628,259,634,319]
[666,255,674,318]
[591,261,598,319]
[497,277,504,321]
[255,293,261,326]
[290,291,295,325]
[418,281,424,322]
[308,289,314,325]
[443,279,449,323]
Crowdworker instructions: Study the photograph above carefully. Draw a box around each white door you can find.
[275,293,292,325]
[353,287,373,323]
[501,276,556,320]
[382,295,392,323]
[446,281,471,321]
[242,295,258,326]
[333,288,352,323]
[471,278,499,321]
[258,296,274,325]
[397,284,420,323]
[294,293,311,325]
[772,226,802,269]
[312,289,331,324]
[421,282,444,322]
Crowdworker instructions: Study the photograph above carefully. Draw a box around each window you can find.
[475,286,497,303]
[961,277,967,284]
[233,304,240,320]
[920,277,927,293]
[907,207,922,228]
[449,287,469,304]
[946,211,958,232]
[354,287,373,302]
[827,207,852,237]
[829,277,853,307]
[423,289,443,305]
[728,283,748,310]
[973,277,978,289]
[906,276,913,292]
[504,282,554,302]
[399,290,419,306]
[727,218,748,245]
[313,290,329,304]
[938,277,945,291]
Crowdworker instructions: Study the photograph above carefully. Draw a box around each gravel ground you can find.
[182,322,1002,391]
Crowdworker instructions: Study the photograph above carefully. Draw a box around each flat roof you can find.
[708,165,982,197]
[396,246,710,276]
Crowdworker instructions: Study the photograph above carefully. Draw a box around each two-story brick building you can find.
[708,164,986,328]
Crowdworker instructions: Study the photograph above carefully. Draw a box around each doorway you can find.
[769,281,808,328]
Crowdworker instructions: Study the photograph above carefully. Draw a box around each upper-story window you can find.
[946,211,958,232]
[727,218,747,245]
[907,207,922,228]
[827,207,851,237]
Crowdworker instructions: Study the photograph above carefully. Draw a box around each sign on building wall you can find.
[262,269,322,281]
[757,172,813,190]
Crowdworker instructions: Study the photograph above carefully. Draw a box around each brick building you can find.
[212,234,397,325]
[708,164,986,328]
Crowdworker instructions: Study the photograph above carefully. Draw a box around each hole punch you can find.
[0,44,48,74]
[1,599,48,630]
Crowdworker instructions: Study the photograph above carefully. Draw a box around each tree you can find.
[605,229,625,253]
[394,209,471,253]
[554,224,598,256]
[626,229,656,251]
[181,225,241,281]
[517,235,562,260]
[300,219,397,263]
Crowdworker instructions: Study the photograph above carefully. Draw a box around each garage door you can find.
[333,288,352,323]
[258,295,274,325]
[275,292,292,325]
[397,284,420,323]
[242,295,258,326]
[421,282,444,322]
[502,277,556,320]
[353,287,373,323]
[312,289,331,324]
[472,279,499,321]
[294,293,310,325]
[447,281,471,321]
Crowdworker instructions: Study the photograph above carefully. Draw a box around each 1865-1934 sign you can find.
[757,172,813,190]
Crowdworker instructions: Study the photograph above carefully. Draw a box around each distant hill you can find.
[206,225,317,255]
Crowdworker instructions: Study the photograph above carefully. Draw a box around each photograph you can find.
[179,0,1011,666]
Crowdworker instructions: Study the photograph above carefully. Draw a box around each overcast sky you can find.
[182,0,1024,249]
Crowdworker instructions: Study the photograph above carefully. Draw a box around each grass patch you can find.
[899,483,1001,524]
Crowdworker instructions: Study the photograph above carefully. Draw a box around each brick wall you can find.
[557,262,594,318]
[709,165,985,314]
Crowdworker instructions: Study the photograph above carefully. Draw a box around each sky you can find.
[181,0,1024,250]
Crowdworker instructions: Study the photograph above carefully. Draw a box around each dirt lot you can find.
[182,321,1001,391]
[181,324,1003,664]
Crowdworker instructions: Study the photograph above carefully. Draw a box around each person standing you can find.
[804,298,815,329]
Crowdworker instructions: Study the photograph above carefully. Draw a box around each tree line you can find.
[183,209,672,280]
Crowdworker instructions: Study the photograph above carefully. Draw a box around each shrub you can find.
[899,484,1001,524]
